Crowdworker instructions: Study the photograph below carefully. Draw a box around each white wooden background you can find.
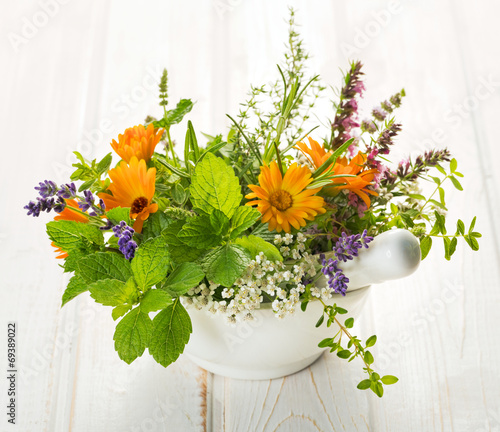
[1,0,500,431]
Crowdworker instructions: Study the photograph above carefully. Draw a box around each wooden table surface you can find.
[2,0,499,431]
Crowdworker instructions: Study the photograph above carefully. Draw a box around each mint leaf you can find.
[47,220,104,251]
[166,99,194,125]
[140,289,173,313]
[234,235,282,262]
[210,209,230,236]
[162,262,205,296]
[112,304,132,321]
[106,207,131,226]
[62,275,88,306]
[142,212,173,241]
[250,222,276,242]
[149,299,192,367]
[190,152,242,218]
[89,278,139,306]
[201,244,251,287]
[78,252,132,283]
[113,307,152,364]
[230,206,261,239]
[178,215,222,249]
[131,236,170,290]
[162,220,205,264]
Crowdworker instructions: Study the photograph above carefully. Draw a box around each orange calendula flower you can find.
[98,156,158,233]
[52,199,89,259]
[111,124,164,163]
[296,137,378,208]
[245,161,326,233]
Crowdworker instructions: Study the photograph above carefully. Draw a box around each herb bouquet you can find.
[26,12,481,397]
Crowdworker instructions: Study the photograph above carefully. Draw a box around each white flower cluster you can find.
[183,233,318,323]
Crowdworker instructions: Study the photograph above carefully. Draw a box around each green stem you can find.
[165,127,178,166]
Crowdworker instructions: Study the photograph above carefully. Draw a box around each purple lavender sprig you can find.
[24,196,66,217]
[25,180,78,217]
[321,230,373,296]
[113,221,137,260]
[78,190,105,216]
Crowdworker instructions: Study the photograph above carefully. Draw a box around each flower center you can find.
[269,190,293,211]
[131,196,149,214]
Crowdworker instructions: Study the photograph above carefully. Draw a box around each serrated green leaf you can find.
[357,379,372,390]
[162,220,205,264]
[250,222,276,242]
[62,275,88,306]
[166,99,194,125]
[366,335,377,347]
[230,206,261,239]
[210,209,230,236]
[201,244,251,287]
[112,304,132,321]
[131,236,171,290]
[47,220,104,252]
[89,277,139,306]
[142,212,173,241]
[450,175,463,191]
[234,235,283,262]
[113,307,152,364]
[149,299,192,367]
[190,152,242,218]
[162,262,205,296]
[140,289,173,313]
[106,207,132,226]
[178,214,223,248]
[78,252,132,283]
[381,375,399,385]
[420,236,432,260]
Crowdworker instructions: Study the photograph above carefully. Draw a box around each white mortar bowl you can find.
[184,229,421,380]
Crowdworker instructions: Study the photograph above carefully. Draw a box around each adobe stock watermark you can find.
[212,0,243,20]
[340,0,403,58]
[51,65,163,182]
[129,398,177,432]
[376,279,464,370]
[7,0,73,54]
[413,74,499,151]
[223,310,265,353]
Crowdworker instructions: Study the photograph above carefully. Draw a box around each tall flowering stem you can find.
[330,61,365,150]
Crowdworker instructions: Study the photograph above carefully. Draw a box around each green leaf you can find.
[434,211,447,235]
[112,304,132,321]
[335,307,348,315]
[409,194,425,201]
[106,207,131,226]
[210,209,230,236]
[250,222,276,242]
[449,237,458,259]
[47,220,104,252]
[450,158,457,172]
[140,289,173,313]
[435,164,446,175]
[365,335,377,347]
[430,199,447,211]
[438,187,445,205]
[78,252,132,284]
[131,236,171,290]
[450,175,463,191]
[162,262,205,296]
[142,212,173,241]
[78,179,96,192]
[456,219,465,235]
[372,382,384,398]
[62,275,88,306]
[344,317,354,329]
[96,153,113,175]
[201,244,251,287]
[113,307,152,364]
[357,379,372,390]
[381,375,399,385]
[162,220,205,264]
[172,184,187,205]
[420,236,432,260]
[230,206,261,239]
[318,337,332,348]
[315,315,325,328]
[149,299,192,367]
[165,99,194,125]
[186,120,200,161]
[337,349,351,359]
[234,235,282,262]
[178,214,223,248]
[469,216,477,233]
[443,237,451,261]
[89,278,139,307]
[364,351,374,365]
[190,152,242,218]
